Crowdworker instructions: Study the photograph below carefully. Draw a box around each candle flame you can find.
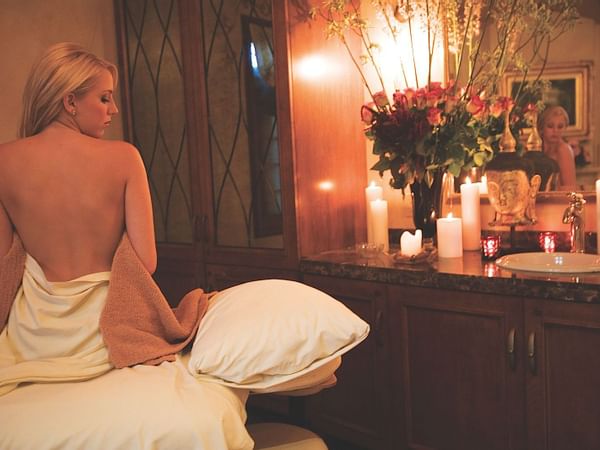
[465,177,471,184]
[446,212,453,219]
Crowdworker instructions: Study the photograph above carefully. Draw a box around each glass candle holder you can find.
[538,231,557,253]
[481,235,501,260]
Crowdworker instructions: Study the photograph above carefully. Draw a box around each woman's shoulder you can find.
[0,137,33,165]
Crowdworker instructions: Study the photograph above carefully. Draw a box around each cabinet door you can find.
[525,299,600,450]
[389,285,525,450]
[194,1,299,269]
[302,275,393,450]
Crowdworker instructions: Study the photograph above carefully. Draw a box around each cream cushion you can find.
[247,423,328,450]
[188,279,369,391]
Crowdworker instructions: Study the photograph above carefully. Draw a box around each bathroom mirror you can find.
[471,0,600,195]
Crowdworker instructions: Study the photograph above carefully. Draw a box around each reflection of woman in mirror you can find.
[538,105,577,190]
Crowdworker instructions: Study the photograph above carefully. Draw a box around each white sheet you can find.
[0,254,113,396]
[0,354,254,450]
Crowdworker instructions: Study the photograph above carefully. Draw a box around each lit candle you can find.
[436,213,463,258]
[597,179,600,254]
[370,199,389,252]
[365,182,383,244]
[479,175,488,194]
[400,229,422,256]
[460,177,481,251]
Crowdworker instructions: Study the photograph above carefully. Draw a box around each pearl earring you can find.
[71,110,77,116]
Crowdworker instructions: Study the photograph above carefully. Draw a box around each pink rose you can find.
[466,95,486,119]
[426,107,442,126]
[489,100,504,118]
[444,95,459,113]
[415,88,427,109]
[403,88,416,107]
[361,103,376,124]
[392,89,406,107]
[372,91,390,108]
[425,91,441,108]
[426,83,445,106]
[490,96,514,118]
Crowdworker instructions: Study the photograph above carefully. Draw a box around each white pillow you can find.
[187,279,369,391]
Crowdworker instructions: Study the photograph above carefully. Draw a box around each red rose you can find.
[426,107,442,125]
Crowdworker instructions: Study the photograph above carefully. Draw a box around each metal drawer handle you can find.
[507,328,516,371]
[528,331,536,375]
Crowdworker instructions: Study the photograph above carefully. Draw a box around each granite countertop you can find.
[300,247,600,303]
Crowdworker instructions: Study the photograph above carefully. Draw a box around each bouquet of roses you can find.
[361,83,526,189]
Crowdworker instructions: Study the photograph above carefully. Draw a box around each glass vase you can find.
[410,169,445,240]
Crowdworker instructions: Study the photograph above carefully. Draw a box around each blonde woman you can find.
[0,42,156,393]
[0,42,155,278]
[538,105,577,190]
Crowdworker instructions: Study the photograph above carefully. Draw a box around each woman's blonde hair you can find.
[19,42,118,138]
[537,105,570,135]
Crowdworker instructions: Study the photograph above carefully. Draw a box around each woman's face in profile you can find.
[74,69,119,138]
[542,113,567,144]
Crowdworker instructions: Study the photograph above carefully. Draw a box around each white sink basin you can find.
[495,252,600,274]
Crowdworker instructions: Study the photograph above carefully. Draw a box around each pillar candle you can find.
[437,214,463,258]
[460,178,481,251]
[596,179,600,254]
[365,182,383,244]
[479,175,488,194]
[400,229,422,256]
[370,199,389,252]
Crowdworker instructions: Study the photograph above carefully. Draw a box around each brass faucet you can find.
[562,192,586,253]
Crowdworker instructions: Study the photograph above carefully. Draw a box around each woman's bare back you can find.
[0,125,156,281]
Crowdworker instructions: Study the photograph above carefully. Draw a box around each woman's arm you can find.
[0,201,13,257]
[123,144,157,274]
[557,142,577,190]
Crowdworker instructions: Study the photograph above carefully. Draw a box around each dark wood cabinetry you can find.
[115,0,367,301]
[299,274,600,450]
[302,275,393,450]
[525,300,600,450]
[388,285,525,450]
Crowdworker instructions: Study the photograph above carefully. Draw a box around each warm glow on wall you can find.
[296,54,337,81]
[318,180,335,191]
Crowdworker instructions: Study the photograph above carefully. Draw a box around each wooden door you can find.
[525,299,600,450]
[389,285,525,450]
[302,275,393,450]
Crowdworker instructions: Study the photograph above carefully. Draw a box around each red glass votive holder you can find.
[481,235,501,260]
[538,232,557,253]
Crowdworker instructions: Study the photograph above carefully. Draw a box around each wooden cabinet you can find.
[302,274,394,450]
[301,275,600,450]
[388,285,525,450]
[116,0,367,302]
[525,299,600,450]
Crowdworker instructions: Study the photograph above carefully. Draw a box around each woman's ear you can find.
[62,93,76,115]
